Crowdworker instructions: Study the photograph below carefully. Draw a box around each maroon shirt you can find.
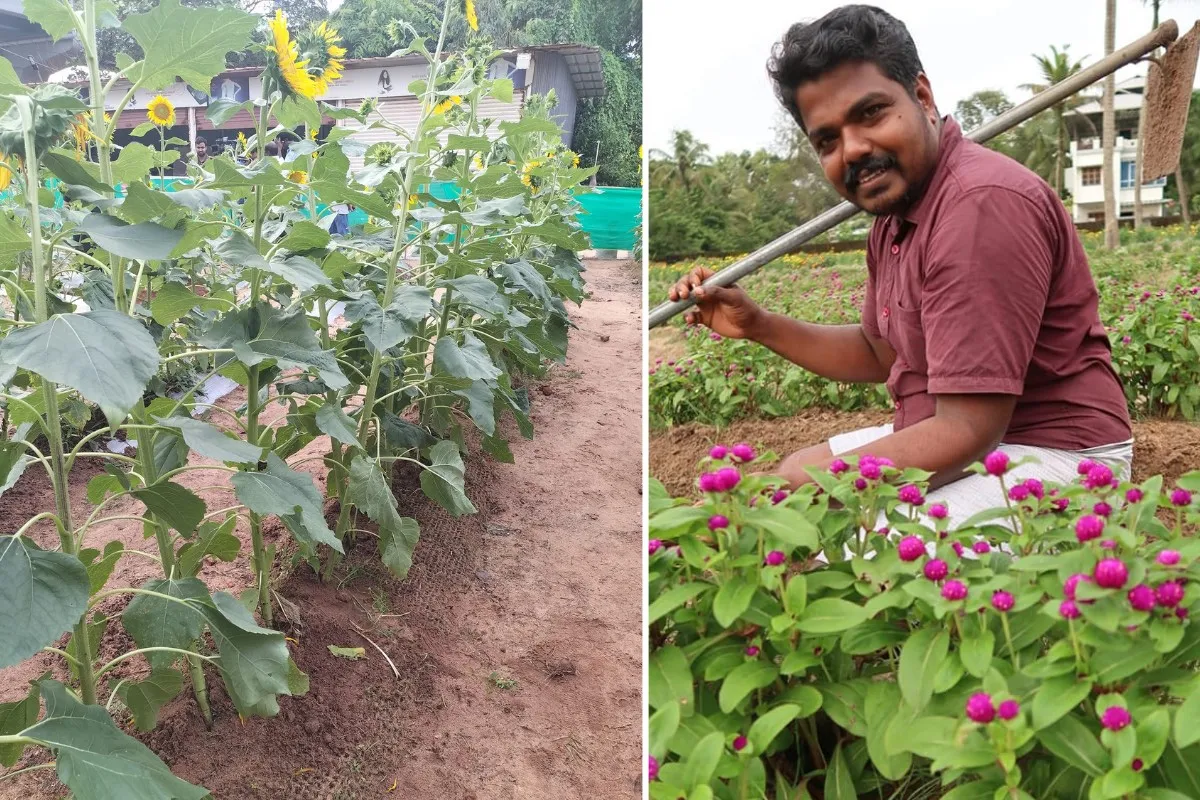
[862,117,1132,450]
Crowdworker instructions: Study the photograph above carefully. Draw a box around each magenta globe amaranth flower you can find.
[1159,549,1182,566]
[973,541,991,555]
[991,590,1014,612]
[997,700,1020,721]
[1101,706,1132,731]
[1094,501,1113,518]
[1078,459,1098,476]
[1133,758,1144,772]
[744,645,759,657]
[965,693,995,723]
[860,461,882,480]
[708,514,730,531]
[1126,487,1144,503]
[715,467,741,492]
[732,735,747,752]
[984,451,1009,476]
[1060,599,1081,619]
[952,542,965,558]
[1095,558,1129,589]
[770,489,789,505]
[1052,496,1070,512]
[709,445,729,460]
[898,484,924,505]
[1085,464,1114,490]
[1157,581,1185,607]
[698,472,720,493]
[1172,488,1193,507]
[941,580,968,601]
[924,559,949,581]
[1128,584,1156,611]
[731,443,756,463]
[928,503,948,520]
[829,458,849,475]
[648,755,658,781]
[1023,478,1045,499]
[854,477,868,490]
[1008,484,1031,502]
[764,550,786,567]
[648,539,663,555]
[1075,514,1105,543]
[898,535,925,562]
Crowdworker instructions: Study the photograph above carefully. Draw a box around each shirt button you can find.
[896,400,902,410]
[891,244,900,254]
[882,307,890,318]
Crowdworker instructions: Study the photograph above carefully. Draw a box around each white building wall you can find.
[1067,137,1167,223]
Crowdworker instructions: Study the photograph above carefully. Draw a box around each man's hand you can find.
[668,266,765,340]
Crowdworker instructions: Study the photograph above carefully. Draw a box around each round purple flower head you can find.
[965,693,995,723]
[1158,549,1181,566]
[1060,599,1081,619]
[984,451,1009,476]
[924,559,949,581]
[991,590,1014,612]
[732,735,748,751]
[709,445,729,460]
[1085,464,1114,490]
[764,550,786,567]
[829,458,849,475]
[1075,515,1105,543]
[854,477,868,491]
[1008,484,1031,502]
[1128,584,1156,612]
[1093,502,1113,518]
[860,461,882,480]
[898,535,925,562]
[898,484,924,505]
[1023,478,1045,500]
[1126,488,1144,504]
[1078,458,1099,476]
[1052,497,1071,512]
[716,467,741,492]
[731,443,756,463]
[744,645,759,657]
[649,755,659,782]
[928,503,948,520]
[708,514,730,531]
[1172,488,1193,507]
[1064,573,1090,600]
[648,539,663,555]
[698,472,720,493]
[1094,559,1129,589]
[1157,581,1185,608]
[941,580,968,601]
[973,541,992,555]
[997,700,1020,721]
[1101,706,1132,731]
[952,542,965,558]
[771,489,789,505]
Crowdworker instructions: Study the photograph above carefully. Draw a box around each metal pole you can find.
[648,19,1181,329]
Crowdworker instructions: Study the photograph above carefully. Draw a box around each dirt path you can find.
[650,409,1200,499]
[0,258,643,799]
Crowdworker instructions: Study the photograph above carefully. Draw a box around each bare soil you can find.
[650,408,1200,498]
[0,258,643,800]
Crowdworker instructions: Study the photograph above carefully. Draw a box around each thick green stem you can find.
[188,654,212,729]
[24,119,98,706]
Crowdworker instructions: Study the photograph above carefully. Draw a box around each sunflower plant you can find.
[0,0,596,795]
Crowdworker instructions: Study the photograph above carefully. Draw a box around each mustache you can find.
[845,154,898,192]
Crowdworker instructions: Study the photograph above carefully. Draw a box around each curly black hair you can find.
[767,5,925,133]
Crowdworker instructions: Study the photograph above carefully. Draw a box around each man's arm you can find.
[749,312,896,384]
[776,393,1017,490]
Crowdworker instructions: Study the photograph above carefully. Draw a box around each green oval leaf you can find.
[797,597,869,634]
[898,627,949,713]
[1031,674,1094,731]
[748,703,801,753]
[719,660,777,714]
[0,536,89,668]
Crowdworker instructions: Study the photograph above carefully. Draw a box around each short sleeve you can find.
[922,187,1053,395]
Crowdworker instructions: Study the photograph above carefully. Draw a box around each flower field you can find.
[649,225,1200,428]
[0,0,620,796]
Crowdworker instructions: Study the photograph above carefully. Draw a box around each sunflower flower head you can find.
[288,170,307,184]
[71,114,90,159]
[521,159,543,192]
[266,11,345,100]
[571,151,580,168]
[430,95,463,116]
[147,95,175,127]
[465,0,478,31]
[237,131,249,152]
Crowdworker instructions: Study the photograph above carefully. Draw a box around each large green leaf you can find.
[42,152,111,195]
[22,680,210,799]
[748,704,801,754]
[345,455,420,579]
[111,143,157,186]
[197,591,291,717]
[115,667,185,732]
[434,332,502,381]
[278,220,330,253]
[0,536,90,668]
[343,286,433,351]
[131,480,205,537]
[1037,714,1109,776]
[649,645,694,714]
[77,213,183,260]
[0,310,160,428]
[1174,688,1200,748]
[712,574,757,628]
[154,414,263,465]
[24,0,75,41]
[315,402,362,448]
[959,629,995,678]
[121,576,209,669]
[797,597,869,634]
[451,380,496,436]
[176,516,240,576]
[263,254,331,292]
[231,452,341,552]
[122,0,257,90]
[826,743,857,800]
[898,627,949,713]
[718,660,777,713]
[445,275,508,315]
[1031,674,1093,730]
[418,440,477,517]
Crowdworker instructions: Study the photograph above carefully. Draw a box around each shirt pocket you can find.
[888,298,928,375]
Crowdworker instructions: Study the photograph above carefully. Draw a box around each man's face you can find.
[795,61,940,216]
[196,141,207,158]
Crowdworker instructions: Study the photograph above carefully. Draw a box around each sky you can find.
[645,0,1200,156]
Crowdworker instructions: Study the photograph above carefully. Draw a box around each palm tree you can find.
[649,130,711,191]
[1103,0,1119,249]
[1020,45,1089,197]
